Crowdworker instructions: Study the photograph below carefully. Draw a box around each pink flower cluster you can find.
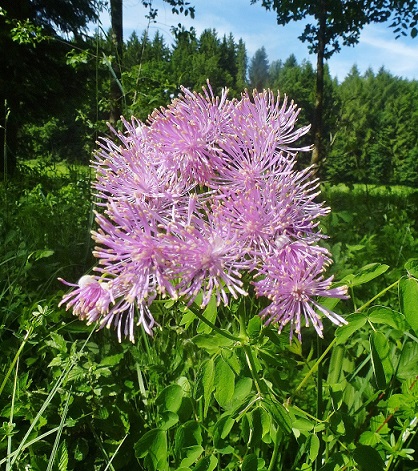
[60,83,347,342]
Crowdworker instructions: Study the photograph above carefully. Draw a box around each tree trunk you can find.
[311,3,326,169]
[109,0,123,126]
[0,98,17,178]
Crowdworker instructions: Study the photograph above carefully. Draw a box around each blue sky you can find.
[97,0,418,82]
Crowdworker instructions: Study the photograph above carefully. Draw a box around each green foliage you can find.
[2,167,418,470]
[326,67,418,185]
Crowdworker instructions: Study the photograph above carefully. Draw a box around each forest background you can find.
[2,0,418,185]
[1,1,418,470]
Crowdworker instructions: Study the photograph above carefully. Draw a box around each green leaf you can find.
[197,295,217,334]
[214,357,235,407]
[370,332,387,389]
[242,454,258,471]
[405,258,418,278]
[335,314,367,345]
[292,417,314,436]
[32,249,54,261]
[174,421,202,459]
[159,411,179,430]
[223,377,253,414]
[156,384,183,413]
[213,415,235,445]
[99,353,124,367]
[45,332,67,353]
[192,333,234,353]
[345,263,389,287]
[73,438,88,461]
[367,306,406,331]
[221,349,242,376]
[309,434,320,462]
[353,444,384,471]
[397,342,418,380]
[179,308,196,329]
[134,429,168,471]
[178,445,204,468]
[399,277,418,334]
[247,315,262,338]
[199,359,215,417]
[249,407,264,447]
[327,345,345,385]
[359,431,381,446]
[372,330,393,380]
[57,440,69,471]
[263,400,292,434]
[193,454,218,471]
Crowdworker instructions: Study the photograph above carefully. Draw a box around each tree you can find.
[109,0,123,126]
[0,0,100,175]
[235,39,249,91]
[249,46,269,91]
[252,0,418,168]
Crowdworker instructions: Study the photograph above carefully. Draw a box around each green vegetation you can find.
[2,2,418,469]
[1,163,417,470]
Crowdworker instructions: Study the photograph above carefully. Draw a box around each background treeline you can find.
[17,27,418,186]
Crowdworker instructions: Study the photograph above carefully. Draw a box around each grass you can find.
[1,163,418,470]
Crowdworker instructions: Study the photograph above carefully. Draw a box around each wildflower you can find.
[92,201,177,300]
[59,82,346,341]
[93,118,194,209]
[230,89,312,153]
[147,83,231,184]
[253,252,348,341]
[166,199,250,307]
[59,275,113,324]
[59,275,157,342]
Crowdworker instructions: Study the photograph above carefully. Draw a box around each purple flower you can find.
[230,89,312,154]
[92,201,177,301]
[147,83,231,184]
[166,198,250,307]
[93,118,195,210]
[59,275,157,342]
[253,251,348,341]
[60,82,347,341]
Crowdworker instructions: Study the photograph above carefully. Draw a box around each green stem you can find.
[293,337,337,396]
[356,279,400,313]
[315,337,325,471]
[238,311,266,396]
[186,303,241,342]
[242,343,265,396]
[0,328,33,398]
[268,427,282,471]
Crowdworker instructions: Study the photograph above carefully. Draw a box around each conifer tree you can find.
[249,46,269,91]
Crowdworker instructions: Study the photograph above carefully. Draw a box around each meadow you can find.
[1,159,418,471]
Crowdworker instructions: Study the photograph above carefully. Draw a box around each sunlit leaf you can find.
[335,314,367,345]
[214,357,235,407]
[345,263,389,287]
[367,306,406,331]
[370,332,387,389]
[156,384,183,413]
[399,277,418,334]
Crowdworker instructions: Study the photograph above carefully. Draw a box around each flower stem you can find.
[355,279,400,313]
[293,337,337,396]
[186,303,241,342]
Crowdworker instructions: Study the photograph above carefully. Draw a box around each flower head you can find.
[60,82,346,341]
[253,250,348,341]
